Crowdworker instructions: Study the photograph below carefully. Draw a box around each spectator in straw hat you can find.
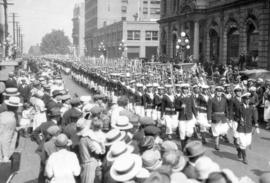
[110,154,143,183]
[142,150,162,172]
[45,133,80,183]
[0,96,22,162]
[195,156,220,181]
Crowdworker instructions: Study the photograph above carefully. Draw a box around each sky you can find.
[9,0,82,53]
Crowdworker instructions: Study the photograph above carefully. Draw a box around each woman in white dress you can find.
[264,84,270,129]
[30,91,47,130]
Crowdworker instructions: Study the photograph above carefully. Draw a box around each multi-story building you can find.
[0,6,4,59]
[85,0,161,57]
[158,0,270,68]
[72,2,85,57]
[93,21,159,58]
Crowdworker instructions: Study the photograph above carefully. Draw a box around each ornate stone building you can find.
[158,0,270,68]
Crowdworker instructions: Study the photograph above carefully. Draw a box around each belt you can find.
[213,112,225,115]
[197,106,207,110]
[165,107,175,111]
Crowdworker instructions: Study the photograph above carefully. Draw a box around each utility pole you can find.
[0,0,14,58]
[10,12,17,45]
[20,33,23,54]
[16,22,19,48]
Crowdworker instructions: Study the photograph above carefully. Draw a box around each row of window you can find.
[143,0,161,4]
[127,31,158,41]
[143,7,160,15]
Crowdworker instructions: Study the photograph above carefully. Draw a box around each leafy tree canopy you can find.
[40,30,71,55]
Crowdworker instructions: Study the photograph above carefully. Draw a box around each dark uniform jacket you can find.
[153,93,162,111]
[207,96,229,123]
[235,104,258,133]
[143,93,154,109]
[161,94,176,117]
[175,95,197,121]
[134,91,143,106]
[230,96,242,121]
[195,94,209,113]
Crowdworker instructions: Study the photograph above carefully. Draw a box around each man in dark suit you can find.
[62,98,82,127]
[207,86,229,151]
[18,78,32,103]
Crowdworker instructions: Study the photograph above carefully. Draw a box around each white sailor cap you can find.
[241,92,251,98]
[233,85,242,91]
[136,83,143,87]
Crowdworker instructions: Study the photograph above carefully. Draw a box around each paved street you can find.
[10,74,270,183]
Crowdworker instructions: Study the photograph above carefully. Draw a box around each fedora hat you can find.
[110,154,142,182]
[105,129,126,146]
[55,133,72,147]
[5,96,22,107]
[142,150,162,171]
[184,141,205,158]
[163,151,186,173]
[112,116,133,130]
[3,88,20,96]
[106,141,134,162]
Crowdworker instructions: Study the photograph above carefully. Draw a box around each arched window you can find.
[209,29,219,64]
[227,27,239,64]
[246,19,259,66]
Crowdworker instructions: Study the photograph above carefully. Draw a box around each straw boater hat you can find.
[5,96,23,107]
[105,129,126,146]
[112,116,133,130]
[142,150,162,171]
[106,141,134,162]
[110,154,143,182]
[3,88,20,96]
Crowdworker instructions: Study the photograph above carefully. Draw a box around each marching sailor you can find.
[134,83,144,116]
[175,83,198,149]
[161,84,177,139]
[207,86,229,151]
[235,92,259,164]
[143,84,154,118]
[196,84,211,144]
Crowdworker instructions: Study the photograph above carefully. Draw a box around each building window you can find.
[145,31,158,40]
[150,8,160,15]
[150,0,160,4]
[143,7,148,14]
[122,17,126,21]
[143,0,148,4]
[122,6,127,13]
[127,30,141,40]
[122,0,128,3]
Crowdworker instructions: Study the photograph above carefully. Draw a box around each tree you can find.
[40,30,71,55]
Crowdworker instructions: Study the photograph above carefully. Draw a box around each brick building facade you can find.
[158,0,270,68]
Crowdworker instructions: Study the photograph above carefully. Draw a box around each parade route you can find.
[10,74,270,183]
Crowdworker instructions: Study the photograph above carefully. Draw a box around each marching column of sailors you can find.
[70,66,260,164]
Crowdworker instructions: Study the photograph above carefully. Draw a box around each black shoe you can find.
[215,144,220,151]
[202,137,207,145]
[237,148,242,160]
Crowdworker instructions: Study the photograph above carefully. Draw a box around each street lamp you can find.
[98,41,106,57]
[176,31,190,62]
[118,39,127,58]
